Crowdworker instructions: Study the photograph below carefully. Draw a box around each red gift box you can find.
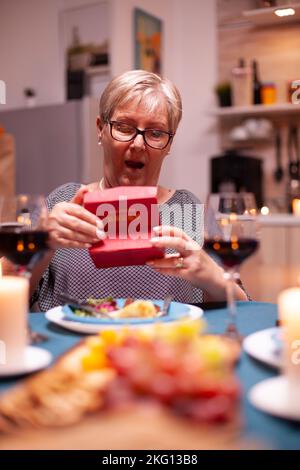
[83,186,164,268]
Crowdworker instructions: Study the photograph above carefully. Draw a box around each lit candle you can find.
[0,276,28,369]
[292,198,300,216]
[278,288,300,409]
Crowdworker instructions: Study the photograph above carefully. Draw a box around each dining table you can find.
[0,301,300,450]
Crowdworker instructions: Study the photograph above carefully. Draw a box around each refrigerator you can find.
[0,97,103,196]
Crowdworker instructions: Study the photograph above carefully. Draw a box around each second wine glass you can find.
[204,192,259,341]
[0,194,50,343]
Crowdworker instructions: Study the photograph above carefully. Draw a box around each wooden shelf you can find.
[213,103,300,118]
[243,3,300,26]
[218,3,300,30]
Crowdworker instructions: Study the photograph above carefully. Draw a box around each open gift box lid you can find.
[83,186,164,268]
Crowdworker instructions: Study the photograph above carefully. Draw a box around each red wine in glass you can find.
[205,193,259,341]
[0,196,50,343]
[203,238,259,269]
[0,224,49,271]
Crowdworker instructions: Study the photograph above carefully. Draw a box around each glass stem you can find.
[224,268,239,334]
[17,267,31,279]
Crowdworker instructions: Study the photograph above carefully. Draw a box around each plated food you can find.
[61,297,193,327]
[46,301,202,334]
[72,297,160,319]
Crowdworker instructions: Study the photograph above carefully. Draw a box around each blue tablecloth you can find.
[1,301,300,450]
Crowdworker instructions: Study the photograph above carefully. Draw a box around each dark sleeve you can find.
[30,182,81,309]
[45,182,81,212]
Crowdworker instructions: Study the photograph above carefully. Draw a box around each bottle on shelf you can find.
[261,82,276,105]
[286,126,300,214]
[252,60,262,105]
[231,58,252,107]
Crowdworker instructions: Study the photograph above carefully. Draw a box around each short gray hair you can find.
[99,70,182,133]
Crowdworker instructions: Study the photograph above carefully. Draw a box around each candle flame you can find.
[292,199,300,216]
[261,206,270,215]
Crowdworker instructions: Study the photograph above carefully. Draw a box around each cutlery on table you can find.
[58,293,113,319]
[27,325,49,344]
[156,295,172,317]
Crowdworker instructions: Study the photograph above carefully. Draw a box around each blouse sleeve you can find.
[29,182,81,309]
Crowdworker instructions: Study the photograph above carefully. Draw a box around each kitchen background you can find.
[0,0,217,200]
[1,0,300,300]
[217,0,300,210]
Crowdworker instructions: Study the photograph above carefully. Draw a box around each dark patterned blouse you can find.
[34,183,214,312]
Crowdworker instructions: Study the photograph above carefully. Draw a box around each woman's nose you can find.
[132,133,145,150]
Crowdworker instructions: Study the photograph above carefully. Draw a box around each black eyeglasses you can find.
[107,120,174,150]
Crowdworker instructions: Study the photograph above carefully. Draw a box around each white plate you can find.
[45,303,203,334]
[0,346,52,377]
[243,327,282,369]
[249,376,300,421]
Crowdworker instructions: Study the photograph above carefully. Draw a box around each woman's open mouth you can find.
[125,160,145,170]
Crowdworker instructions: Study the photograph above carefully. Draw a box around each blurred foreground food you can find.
[0,319,243,449]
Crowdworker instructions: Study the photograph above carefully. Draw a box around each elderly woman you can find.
[28,70,247,311]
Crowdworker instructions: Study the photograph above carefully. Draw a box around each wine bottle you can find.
[252,60,262,105]
[231,58,251,106]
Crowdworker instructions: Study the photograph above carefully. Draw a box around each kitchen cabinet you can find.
[240,215,300,302]
[258,215,300,266]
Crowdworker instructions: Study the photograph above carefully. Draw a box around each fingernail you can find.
[85,243,92,248]
[97,219,104,229]
[146,261,154,266]
[96,228,106,240]
[152,226,160,232]
[150,237,160,244]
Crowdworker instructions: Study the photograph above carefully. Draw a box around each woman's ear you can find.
[96,116,103,131]
[96,116,103,143]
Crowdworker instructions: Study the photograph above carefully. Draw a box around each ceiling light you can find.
[274,8,296,17]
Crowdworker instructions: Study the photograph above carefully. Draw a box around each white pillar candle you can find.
[292,198,300,216]
[278,288,300,409]
[0,276,28,369]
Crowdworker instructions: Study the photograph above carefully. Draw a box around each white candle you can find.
[278,288,300,410]
[292,198,300,216]
[0,276,28,369]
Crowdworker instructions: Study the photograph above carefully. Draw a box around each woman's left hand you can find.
[147,226,246,301]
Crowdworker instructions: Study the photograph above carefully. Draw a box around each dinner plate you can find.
[243,327,282,369]
[0,346,52,377]
[249,376,300,421]
[45,301,203,334]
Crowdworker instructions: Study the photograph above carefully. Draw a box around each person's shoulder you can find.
[171,189,202,205]
[46,182,81,210]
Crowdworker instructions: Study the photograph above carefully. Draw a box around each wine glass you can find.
[204,192,259,341]
[0,194,50,343]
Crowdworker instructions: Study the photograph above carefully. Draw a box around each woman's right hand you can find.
[47,185,105,249]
